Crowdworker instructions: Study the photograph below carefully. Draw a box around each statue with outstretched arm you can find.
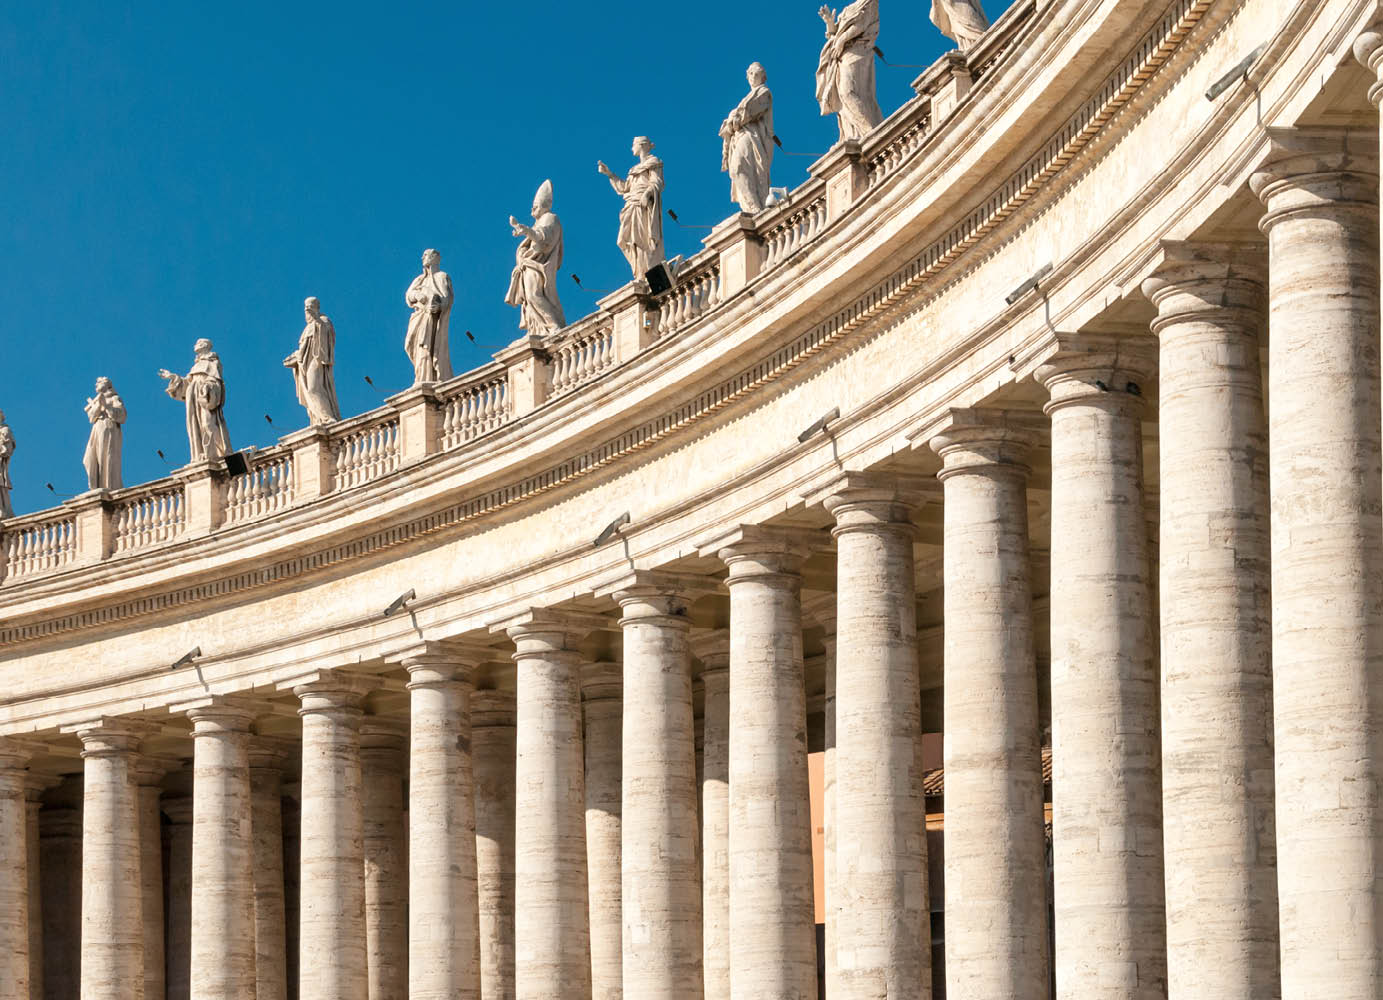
[505,180,567,336]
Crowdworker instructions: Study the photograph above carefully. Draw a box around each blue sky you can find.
[0,1,1008,514]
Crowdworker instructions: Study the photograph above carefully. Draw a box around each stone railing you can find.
[332,413,401,490]
[113,481,187,554]
[659,252,722,337]
[223,448,295,526]
[2,511,78,582]
[761,193,830,269]
[440,365,511,448]
[547,315,616,398]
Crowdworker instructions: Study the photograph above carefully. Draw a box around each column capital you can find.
[161,795,195,825]
[1249,126,1378,227]
[579,662,622,703]
[360,717,408,753]
[132,755,178,788]
[807,471,932,537]
[64,717,162,757]
[1355,29,1383,106]
[286,669,378,716]
[692,630,731,673]
[596,569,723,625]
[471,688,517,726]
[0,735,33,771]
[920,407,1041,479]
[695,523,826,579]
[390,638,496,676]
[801,591,837,636]
[24,771,59,803]
[182,695,259,732]
[1139,240,1266,328]
[491,607,614,655]
[247,735,295,772]
[1035,332,1157,414]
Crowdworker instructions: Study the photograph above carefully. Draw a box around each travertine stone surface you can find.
[0,742,31,1000]
[816,474,931,999]
[580,663,623,1000]
[249,742,291,1000]
[76,722,150,1000]
[1141,243,1278,1000]
[405,654,479,1000]
[474,690,518,1000]
[802,593,838,1000]
[187,704,257,1000]
[134,758,171,1000]
[162,797,194,1000]
[281,794,301,1000]
[1251,127,1383,1000]
[1038,336,1165,1000]
[695,640,730,1000]
[608,575,708,999]
[361,720,408,1000]
[294,675,371,1000]
[703,525,821,999]
[24,777,47,1000]
[929,413,1049,1000]
[40,803,83,1000]
[501,612,596,999]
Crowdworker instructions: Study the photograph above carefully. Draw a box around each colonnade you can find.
[3,118,1383,1000]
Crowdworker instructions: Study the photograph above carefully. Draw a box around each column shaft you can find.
[24,783,43,1000]
[250,747,290,1000]
[1143,245,1279,1000]
[930,418,1049,998]
[0,746,31,1000]
[699,658,730,999]
[1040,339,1165,999]
[581,666,623,1000]
[135,762,169,1000]
[361,723,408,999]
[1252,129,1383,998]
[162,797,193,1000]
[474,691,517,1000]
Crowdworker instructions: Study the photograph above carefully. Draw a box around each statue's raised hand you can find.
[819,5,836,32]
[157,368,174,381]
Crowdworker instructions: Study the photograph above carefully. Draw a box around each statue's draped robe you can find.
[506,212,566,335]
[291,315,342,424]
[404,270,455,384]
[612,157,666,278]
[0,424,13,518]
[166,353,232,463]
[816,0,883,140]
[930,0,990,50]
[721,85,774,214]
[83,390,126,490]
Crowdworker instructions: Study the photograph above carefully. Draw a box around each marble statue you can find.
[159,339,233,464]
[285,297,342,424]
[506,181,567,336]
[931,0,990,51]
[720,63,775,214]
[83,377,126,491]
[404,250,455,385]
[0,411,13,519]
[816,0,883,141]
[598,137,666,280]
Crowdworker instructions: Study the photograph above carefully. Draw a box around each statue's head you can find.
[747,62,767,87]
[194,338,214,357]
[632,136,654,158]
[533,180,554,219]
[95,376,112,393]
[422,249,440,271]
[304,296,321,318]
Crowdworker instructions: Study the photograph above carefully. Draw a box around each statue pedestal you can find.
[703,215,765,300]
[64,490,116,565]
[598,285,662,365]
[173,459,226,536]
[386,385,443,465]
[280,425,336,500]
[493,337,552,418]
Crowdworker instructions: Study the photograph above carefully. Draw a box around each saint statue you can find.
[931,0,990,51]
[598,137,666,280]
[0,411,14,519]
[404,250,455,385]
[285,296,341,425]
[816,0,883,142]
[158,338,233,464]
[83,377,126,491]
[506,180,567,336]
[720,63,775,215]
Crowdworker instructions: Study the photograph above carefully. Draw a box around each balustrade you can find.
[2,514,78,580]
[549,321,615,397]
[441,372,511,449]
[659,257,722,337]
[223,451,295,526]
[333,417,401,489]
[762,197,830,269]
[114,484,186,554]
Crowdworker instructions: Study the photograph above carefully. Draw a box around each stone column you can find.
[361,720,408,1000]
[24,777,48,1000]
[928,412,1050,999]
[133,759,170,1000]
[1251,127,1383,998]
[580,664,623,1000]
[404,651,479,1000]
[1038,335,1165,999]
[162,797,194,1000]
[281,792,301,1000]
[693,638,730,1000]
[250,742,291,1000]
[700,525,820,999]
[75,720,150,1000]
[474,690,517,1000]
[802,593,838,1000]
[293,673,372,1000]
[498,611,601,1000]
[599,572,715,999]
[0,741,31,1000]
[811,474,931,999]
[40,801,83,1000]
[1142,243,1278,1000]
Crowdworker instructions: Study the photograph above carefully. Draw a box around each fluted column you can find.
[404,651,479,1000]
[1251,127,1383,999]
[133,759,170,1000]
[701,525,820,999]
[600,572,714,999]
[474,690,517,1000]
[75,720,151,1000]
[497,611,602,999]
[293,673,372,1000]
[694,637,730,1000]
[162,796,194,1000]
[580,663,623,1000]
[0,741,32,1000]
[928,412,1049,999]
[24,776,48,1000]
[250,742,291,1000]
[812,474,931,999]
[1038,335,1164,999]
[361,720,408,1000]
[1142,243,1278,999]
